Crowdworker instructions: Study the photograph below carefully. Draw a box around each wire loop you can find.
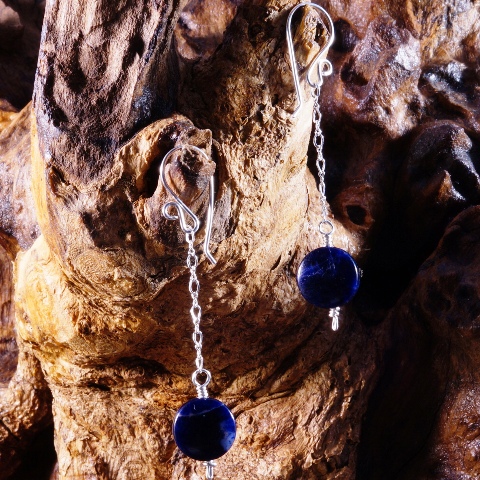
[192,368,212,399]
[319,220,334,235]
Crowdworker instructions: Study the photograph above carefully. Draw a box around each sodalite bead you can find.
[297,246,360,308]
[173,398,236,461]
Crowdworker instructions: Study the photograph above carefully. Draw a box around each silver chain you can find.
[186,233,216,479]
[312,83,329,227]
[312,80,339,329]
[186,232,211,399]
[312,82,335,247]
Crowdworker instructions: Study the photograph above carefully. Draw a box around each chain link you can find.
[185,232,211,396]
[312,84,328,223]
[311,83,334,244]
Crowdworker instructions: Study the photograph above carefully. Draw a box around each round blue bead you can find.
[297,247,360,308]
[173,398,236,461]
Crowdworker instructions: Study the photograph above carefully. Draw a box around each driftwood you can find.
[0,0,479,478]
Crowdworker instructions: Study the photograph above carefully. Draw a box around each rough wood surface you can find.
[0,0,479,479]
[0,0,44,110]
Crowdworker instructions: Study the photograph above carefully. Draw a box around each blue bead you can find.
[173,398,236,461]
[297,247,360,308]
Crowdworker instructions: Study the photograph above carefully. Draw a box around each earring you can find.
[286,3,360,330]
[160,145,236,480]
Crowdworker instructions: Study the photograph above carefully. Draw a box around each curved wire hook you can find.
[286,2,335,117]
[159,145,217,265]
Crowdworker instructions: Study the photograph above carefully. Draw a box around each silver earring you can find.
[287,3,360,331]
[160,145,236,480]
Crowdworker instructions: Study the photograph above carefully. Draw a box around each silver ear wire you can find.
[286,2,335,116]
[287,4,360,329]
[159,145,217,265]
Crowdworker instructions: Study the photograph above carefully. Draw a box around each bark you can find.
[0,0,479,479]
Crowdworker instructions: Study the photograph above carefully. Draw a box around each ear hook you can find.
[159,145,217,265]
[286,2,335,117]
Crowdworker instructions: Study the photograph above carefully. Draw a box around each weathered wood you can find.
[0,0,44,110]
[0,0,479,478]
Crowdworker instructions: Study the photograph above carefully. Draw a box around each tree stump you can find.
[0,0,479,479]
